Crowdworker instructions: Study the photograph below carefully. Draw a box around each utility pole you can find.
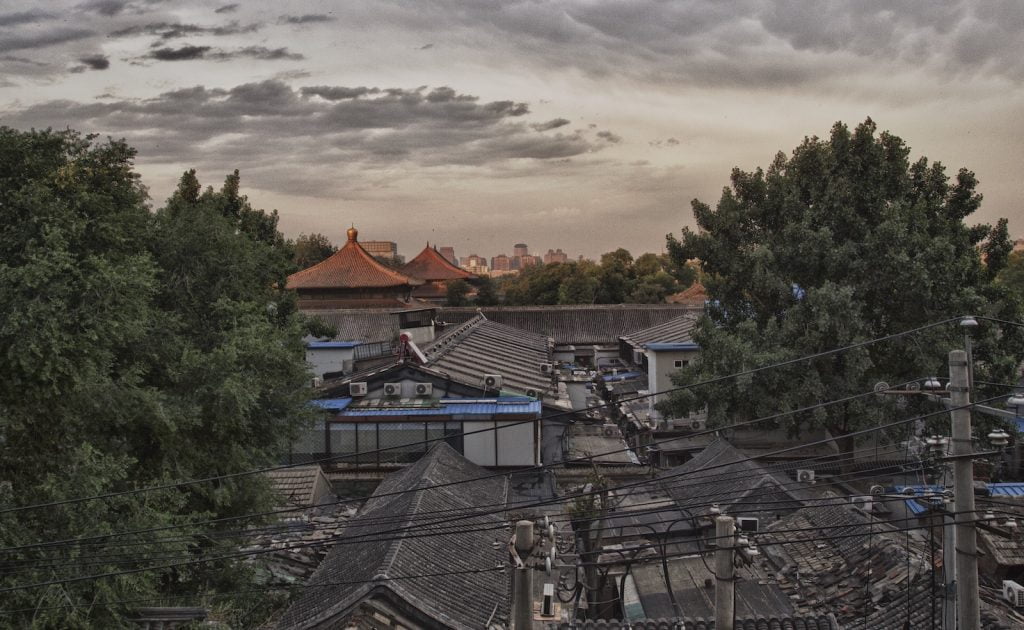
[942,499,957,630]
[949,349,980,630]
[714,515,735,630]
[512,520,534,629]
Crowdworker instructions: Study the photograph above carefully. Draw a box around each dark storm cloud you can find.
[214,4,238,13]
[0,28,94,53]
[148,45,210,61]
[78,0,128,16]
[78,54,110,70]
[208,46,304,61]
[0,9,55,26]
[279,14,335,24]
[301,86,381,100]
[531,118,570,132]
[2,80,608,196]
[110,21,261,40]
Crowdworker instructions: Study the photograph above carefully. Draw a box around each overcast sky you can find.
[2,1,1022,259]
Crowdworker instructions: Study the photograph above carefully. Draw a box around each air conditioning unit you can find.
[602,424,618,438]
[851,496,873,513]
[349,382,368,397]
[483,374,503,390]
[689,419,706,431]
[311,376,323,388]
[525,388,539,399]
[796,469,815,484]
[540,363,553,374]
[736,517,759,532]
[1004,580,1024,607]
[383,383,402,397]
[414,382,433,397]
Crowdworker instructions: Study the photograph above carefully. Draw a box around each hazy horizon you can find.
[2,1,1022,258]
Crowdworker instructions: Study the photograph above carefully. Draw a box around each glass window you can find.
[378,422,427,464]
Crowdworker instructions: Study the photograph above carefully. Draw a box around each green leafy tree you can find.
[473,275,500,306]
[661,119,1024,457]
[997,250,1024,297]
[445,279,471,306]
[0,129,315,627]
[293,233,336,270]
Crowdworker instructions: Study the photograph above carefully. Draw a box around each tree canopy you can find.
[293,232,337,270]
[0,129,315,627]
[500,250,690,305]
[661,119,1024,452]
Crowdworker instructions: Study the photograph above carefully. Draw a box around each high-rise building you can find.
[491,254,511,272]
[361,240,399,259]
[513,243,529,258]
[439,246,457,265]
[459,254,489,276]
[544,248,569,264]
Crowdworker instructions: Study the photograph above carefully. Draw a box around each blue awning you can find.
[645,342,700,351]
[341,398,541,417]
[602,371,644,382]
[989,483,1024,496]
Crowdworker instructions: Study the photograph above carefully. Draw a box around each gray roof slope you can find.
[620,313,699,347]
[303,309,399,343]
[424,314,553,396]
[277,443,510,630]
[436,304,700,345]
[265,465,328,507]
[546,616,837,630]
[656,440,808,519]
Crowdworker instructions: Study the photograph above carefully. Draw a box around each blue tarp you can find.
[905,499,928,515]
[645,342,699,351]
[342,398,541,417]
[310,398,353,411]
[602,371,644,382]
[989,483,1024,497]
[307,341,361,349]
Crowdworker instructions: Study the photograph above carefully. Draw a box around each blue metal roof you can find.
[905,499,928,515]
[341,398,541,417]
[645,342,700,351]
[1015,417,1024,433]
[307,341,361,349]
[310,398,353,411]
[989,483,1024,496]
[602,371,644,382]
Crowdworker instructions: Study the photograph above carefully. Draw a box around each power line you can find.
[0,396,998,596]
[0,374,931,555]
[0,317,961,517]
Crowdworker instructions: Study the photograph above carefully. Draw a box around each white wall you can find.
[648,348,700,408]
[307,347,356,379]
[462,419,538,467]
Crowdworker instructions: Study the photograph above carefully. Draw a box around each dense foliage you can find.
[661,119,1024,452]
[293,232,337,270]
[0,129,315,628]
[500,250,692,305]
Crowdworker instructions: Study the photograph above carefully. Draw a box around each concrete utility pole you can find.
[513,520,534,629]
[942,501,957,630]
[715,515,736,630]
[949,349,980,630]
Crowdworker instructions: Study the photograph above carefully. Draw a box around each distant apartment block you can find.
[544,248,569,264]
[491,253,511,272]
[361,240,399,260]
[459,254,489,276]
[513,243,529,258]
[438,246,457,265]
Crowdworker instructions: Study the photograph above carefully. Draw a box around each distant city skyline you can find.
[1,1,1021,257]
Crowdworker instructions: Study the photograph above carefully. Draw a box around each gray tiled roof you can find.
[303,308,399,343]
[277,443,511,630]
[265,465,329,507]
[546,615,837,629]
[424,314,554,397]
[656,440,807,519]
[620,313,700,348]
[436,304,701,345]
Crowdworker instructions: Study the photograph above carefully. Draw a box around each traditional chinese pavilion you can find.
[401,243,477,302]
[286,227,424,309]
